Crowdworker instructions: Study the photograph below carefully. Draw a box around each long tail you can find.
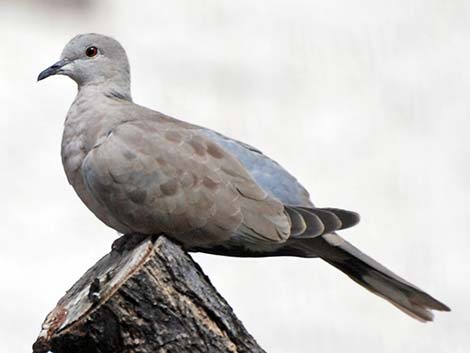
[290,233,450,321]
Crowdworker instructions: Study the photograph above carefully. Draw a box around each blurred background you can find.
[0,0,468,352]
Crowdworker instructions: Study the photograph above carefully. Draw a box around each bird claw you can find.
[111,233,150,254]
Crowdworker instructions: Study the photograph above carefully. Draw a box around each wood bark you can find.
[32,235,266,353]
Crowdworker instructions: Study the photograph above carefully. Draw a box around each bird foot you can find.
[111,233,152,254]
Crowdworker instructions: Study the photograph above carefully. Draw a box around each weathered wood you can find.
[33,235,266,353]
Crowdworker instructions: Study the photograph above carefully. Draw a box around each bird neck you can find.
[77,78,132,102]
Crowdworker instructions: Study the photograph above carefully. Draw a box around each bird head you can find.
[38,33,131,99]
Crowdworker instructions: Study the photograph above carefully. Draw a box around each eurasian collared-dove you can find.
[38,33,450,321]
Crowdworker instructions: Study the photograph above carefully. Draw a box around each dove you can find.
[38,33,450,321]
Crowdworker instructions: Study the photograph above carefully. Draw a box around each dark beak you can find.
[37,59,69,81]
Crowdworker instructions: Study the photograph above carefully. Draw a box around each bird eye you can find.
[85,46,98,57]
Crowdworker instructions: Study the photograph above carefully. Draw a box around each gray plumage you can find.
[198,129,313,207]
[38,33,450,322]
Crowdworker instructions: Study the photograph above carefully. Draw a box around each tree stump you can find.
[32,235,266,353]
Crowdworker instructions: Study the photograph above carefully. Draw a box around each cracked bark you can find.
[32,235,266,353]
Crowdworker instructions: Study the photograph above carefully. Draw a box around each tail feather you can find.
[285,232,450,321]
[317,233,450,321]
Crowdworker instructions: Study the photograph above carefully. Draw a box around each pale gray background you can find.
[0,1,468,352]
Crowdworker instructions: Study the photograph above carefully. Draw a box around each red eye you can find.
[86,46,98,57]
